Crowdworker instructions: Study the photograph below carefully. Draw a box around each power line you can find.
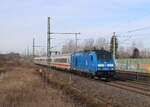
[50,32,80,53]
[117,26,150,37]
[126,26,150,33]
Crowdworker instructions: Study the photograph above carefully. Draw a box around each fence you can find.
[116,58,150,73]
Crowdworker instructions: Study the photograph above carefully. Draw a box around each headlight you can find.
[98,64,105,67]
[107,64,114,67]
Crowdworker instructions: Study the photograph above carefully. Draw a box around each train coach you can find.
[34,55,71,70]
[34,50,116,78]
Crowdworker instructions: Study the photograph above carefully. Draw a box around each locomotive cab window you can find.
[97,52,112,60]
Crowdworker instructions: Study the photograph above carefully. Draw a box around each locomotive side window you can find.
[90,56,93,61]
[75,57,78,66]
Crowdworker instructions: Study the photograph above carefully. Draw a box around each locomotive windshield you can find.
[96,52,112,60]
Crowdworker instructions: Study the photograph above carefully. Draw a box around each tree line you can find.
[61,36,150,58]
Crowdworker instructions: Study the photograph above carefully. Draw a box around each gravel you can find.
[46,69,150,107]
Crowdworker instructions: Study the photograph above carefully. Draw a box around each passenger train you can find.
[34,50,116,78]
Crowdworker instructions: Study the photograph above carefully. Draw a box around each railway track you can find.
[66,73,150,106]
[128,80,150,87]
[105,82,150,96]
[37,65,150,98]
[71,72,150,97]
[82,74,150,97]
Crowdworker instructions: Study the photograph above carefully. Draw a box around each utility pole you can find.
[46,17,80,58]
[45,17,80,85]
[47,17,51,60]
[27,46,29,57]
[113,32,116,59]
[32,37,47,59]
[32,38,35,59]
[24,48,26,57]
[75,33,78,52]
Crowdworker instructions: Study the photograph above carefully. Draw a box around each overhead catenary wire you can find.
[112,25,150,48]
[117,26,150,37]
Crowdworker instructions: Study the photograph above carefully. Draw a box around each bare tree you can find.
[95,38,109,50]
[62,40,76,54]
[83,39,95,51]
[61,38,110,54]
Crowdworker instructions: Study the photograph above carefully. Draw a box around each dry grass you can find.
[0,60,87,107]
[38,69,110,107]
[1,58,149,107]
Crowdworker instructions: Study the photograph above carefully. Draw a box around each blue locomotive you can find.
[71,50,115,77]
[34,50,115,78]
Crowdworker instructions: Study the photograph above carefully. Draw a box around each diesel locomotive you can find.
[34,50,116,78]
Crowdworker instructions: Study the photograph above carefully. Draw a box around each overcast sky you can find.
[0,0,150,54]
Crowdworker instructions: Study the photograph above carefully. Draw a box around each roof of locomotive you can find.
[72,49,112,55]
